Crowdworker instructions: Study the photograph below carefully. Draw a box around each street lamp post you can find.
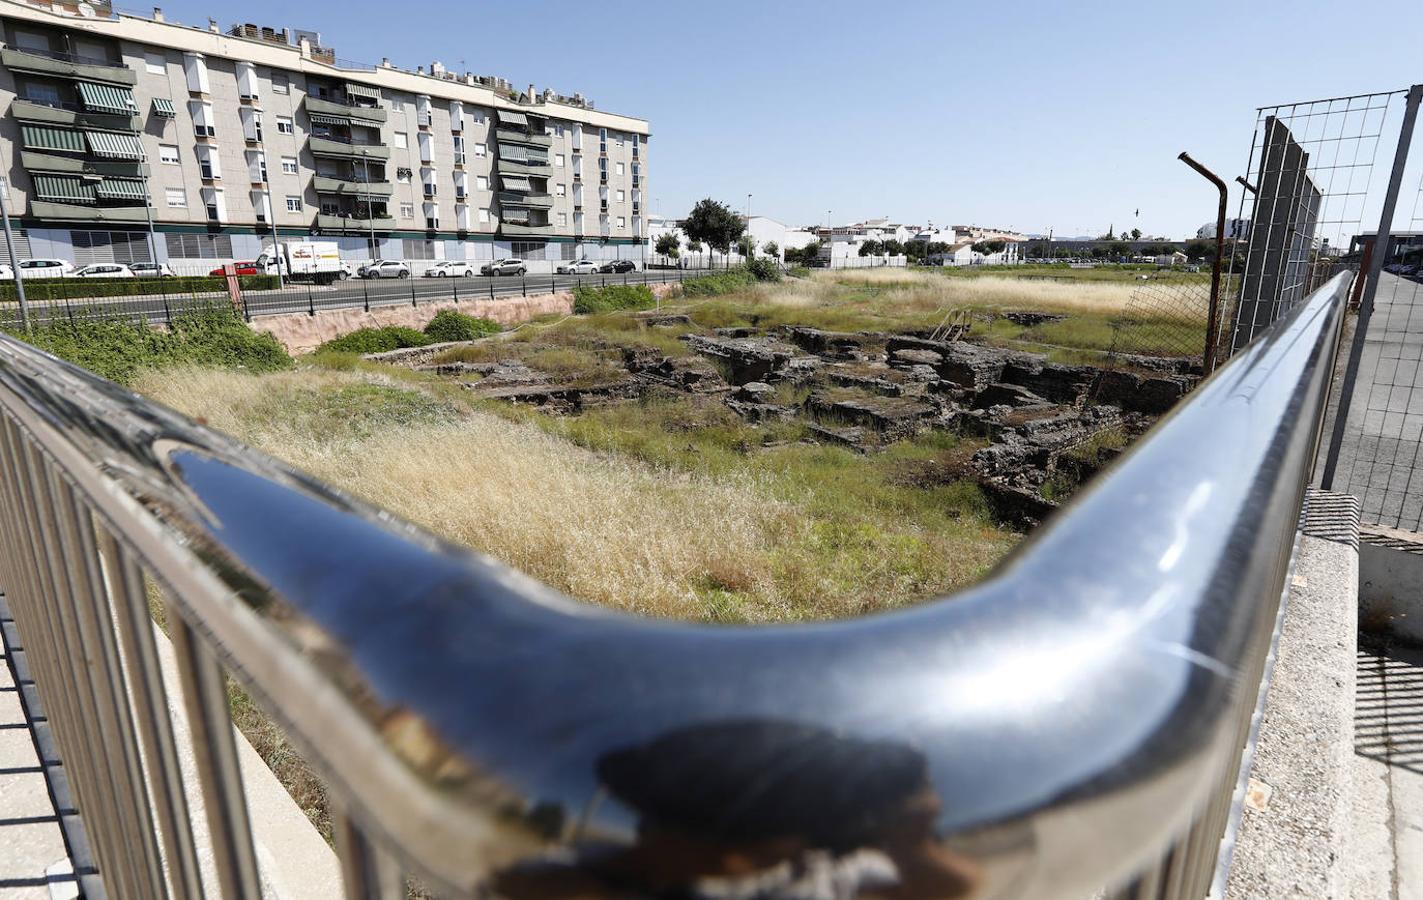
[362,151,376,266]
[0,178,29,329]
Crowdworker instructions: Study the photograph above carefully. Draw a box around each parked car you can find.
[557,259,600,275]
[361,260,411,279]
[598,259,637,274]
[17,258,74,279]
[129,262,176,278]
[337,261,356,280]
[424,261,476,278]
[0,264,11,280]
[481,258,527,276]
[208,261,261,277]
[74,263,135,278]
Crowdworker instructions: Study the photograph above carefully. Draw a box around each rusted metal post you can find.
[1178,152,1228,374]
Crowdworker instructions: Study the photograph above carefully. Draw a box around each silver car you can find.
[557,259,599,275]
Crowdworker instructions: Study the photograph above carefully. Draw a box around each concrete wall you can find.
[1359,524,1423,642]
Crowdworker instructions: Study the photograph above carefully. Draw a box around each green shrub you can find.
[745,257,782,283]
[572,283,656,314]
[8,303,291,384]
[0,275,280,302]
[316,326,434,355]
[680,269,758,297]
[422,309,502,343]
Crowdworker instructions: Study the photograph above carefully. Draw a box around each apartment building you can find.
[0,0,650,271]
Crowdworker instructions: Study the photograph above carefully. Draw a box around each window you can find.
[21,82,60,105]
[555,183,566,197]
[165,188,186,208]
[617,216,626,228]
[554,124,565,137]
[453,135,466,165]
[165,232,233,259]
[616,190,625,202]
[397,169,411,185]
[399,202,415,219]
[616,162,625,176]
[285,195,302,212]
[276,116,294,135]
[144,51,166,74]
[320,201,340,215]
[281,156,298,175]
[183,52,209,93]
[479,208,491,224]
[272,73,289,95]
[403,239,436,260]
[202,187,225,222]
[474,142,487,158]
[557,212,567,227]
[197,145,220,180]
[393,131,408,150]
[190,100,215,137]
[159,144,180,165]
[476,175,489,191]
[555,153,565,167]
[13,31,49,53]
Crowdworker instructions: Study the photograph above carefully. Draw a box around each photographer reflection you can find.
[494,719,981,899]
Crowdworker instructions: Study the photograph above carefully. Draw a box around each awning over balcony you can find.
[502,208,531,224]
[496,109,528,126]
[308,112,350,127]
[94,178,147,200]
[151,97,176,118]
[345,82,380,102]
[21,125,85,153]
[76,81,136,115]
[32,174,96,204]
[85,130,144,160]
[501,175,532,192]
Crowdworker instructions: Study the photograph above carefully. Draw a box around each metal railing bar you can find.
[333,807,406,900]
[100,529,207,900]
[21,439,135,899]
[54,476,168,899]
[166,604,263,900]
[0,271,1355,898]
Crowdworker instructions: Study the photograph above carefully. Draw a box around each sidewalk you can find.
[0,596,82,900]
[1353,639,1423,899]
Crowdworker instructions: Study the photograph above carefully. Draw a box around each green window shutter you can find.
[151,97,176,118]
[76,81,137,115]
[94,178,148,201]
[496,110,528,127]
[84,131,145,160]
[308,113,351,127]
[345,82,380,102]
[32,175,97,204]
[20,125,85,153]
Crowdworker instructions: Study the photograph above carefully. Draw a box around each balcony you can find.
[316,212,397,231]
[308,136,390,161]
[27,200,148,222]
[306,95,387,125]
[11,98,139,133]
[495,127,553,148]
[1,47,136,87]
[496,158,552,178]
[499,221,554,236]
[20,150,146,178]
[497,191,554,209]
[311,176,394,197]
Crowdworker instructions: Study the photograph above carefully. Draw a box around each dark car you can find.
[598,259,636,274]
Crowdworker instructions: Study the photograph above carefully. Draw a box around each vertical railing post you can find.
[362,277,370,313]
[307,282,316,317]
[409,276,417,308]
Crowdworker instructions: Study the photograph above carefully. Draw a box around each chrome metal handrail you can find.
[0,272,1352,899]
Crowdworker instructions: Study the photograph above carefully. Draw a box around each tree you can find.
[1130,228,1142,242]
[687,239,703,255]
[1108,241,1132,259]
[927,242,950,257]
[736,234,756,259]
[1184,238,1215,261]
[762,241,779,260]
[881,239,904,257]
[682,198,746,259]
[654,231,680,259]
[971,241,991,255]
[787,240,821,266]
[858,240,882,257]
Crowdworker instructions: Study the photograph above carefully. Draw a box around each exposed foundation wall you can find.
[249,283,680,354]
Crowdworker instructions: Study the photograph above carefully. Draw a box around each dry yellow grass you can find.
[137,366,804,620]
[816,269,1140,314]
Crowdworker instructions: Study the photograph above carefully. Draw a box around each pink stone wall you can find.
[250,283,679,354]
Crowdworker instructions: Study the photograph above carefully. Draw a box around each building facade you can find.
[0,0,650,271]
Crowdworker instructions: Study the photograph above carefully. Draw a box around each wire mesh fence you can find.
[1107,271,1215,363]
[0,266,706,332]
[1325,84,1423,530]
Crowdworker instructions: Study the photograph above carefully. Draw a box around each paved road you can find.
[5,267,712,328]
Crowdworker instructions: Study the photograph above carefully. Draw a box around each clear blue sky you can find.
[155,0,1423,239]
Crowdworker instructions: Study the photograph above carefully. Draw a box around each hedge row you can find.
[572,283,656,314]
[0,275,281,302]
